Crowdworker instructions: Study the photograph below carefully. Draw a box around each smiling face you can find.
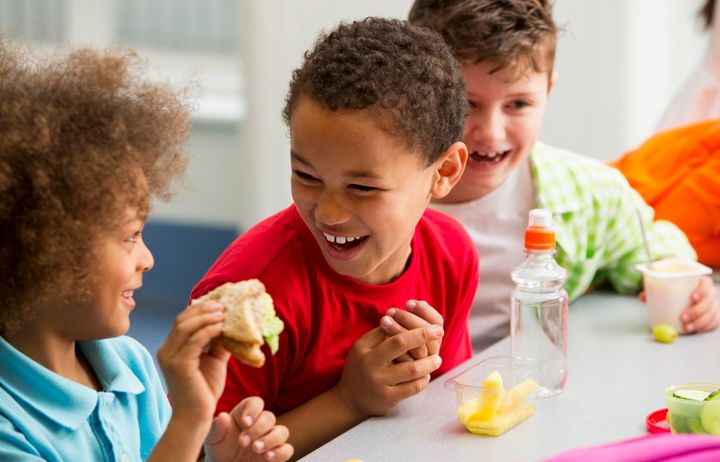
[441,61,553,203]
[84,207,154,338]
[290,97,442,285]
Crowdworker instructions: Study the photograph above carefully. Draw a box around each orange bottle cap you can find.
[525,225,555,250]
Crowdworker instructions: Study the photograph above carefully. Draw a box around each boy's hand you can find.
[337,325,444,418]
[204,397,293,462]
[379,300,444,360]
[157,301,230,421]
[681,276,720,333]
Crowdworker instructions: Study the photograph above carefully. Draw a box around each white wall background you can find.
[158,0,709,232]
[6,0,709,230]
[543,0,707,160]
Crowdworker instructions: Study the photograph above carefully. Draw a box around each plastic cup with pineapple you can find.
[665,383,720,435]
[445,355,540,436]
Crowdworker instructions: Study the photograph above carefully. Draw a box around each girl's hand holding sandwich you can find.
[157,284,292,462]
[150,300,231,461]
[158,300,230,427]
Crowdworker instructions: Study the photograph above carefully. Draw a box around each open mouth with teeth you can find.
[470,149,511,163]
[322,232,368,251]
[121,290,135,303]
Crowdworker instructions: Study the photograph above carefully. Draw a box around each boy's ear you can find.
[548,70,557,94]
[430,141,468,199]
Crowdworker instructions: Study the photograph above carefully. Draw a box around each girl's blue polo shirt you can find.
[0,335,171,461]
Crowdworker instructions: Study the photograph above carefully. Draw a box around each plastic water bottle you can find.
[510,209,568,397]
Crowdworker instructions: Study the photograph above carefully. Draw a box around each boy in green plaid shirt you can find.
[386,0,719,352]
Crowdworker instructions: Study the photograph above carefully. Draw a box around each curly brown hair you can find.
[282,17,467,165]
[408,0,558,78]
[0,43,190,335]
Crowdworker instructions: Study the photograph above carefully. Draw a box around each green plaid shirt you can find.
[531,142,696,301]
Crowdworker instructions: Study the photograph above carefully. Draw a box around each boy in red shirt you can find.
[191,18,478,457]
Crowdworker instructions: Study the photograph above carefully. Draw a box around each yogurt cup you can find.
[637,259,712,333]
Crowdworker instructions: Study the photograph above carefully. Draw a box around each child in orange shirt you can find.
[612,120,720,268]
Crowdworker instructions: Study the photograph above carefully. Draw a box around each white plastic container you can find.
[637,258,712,333]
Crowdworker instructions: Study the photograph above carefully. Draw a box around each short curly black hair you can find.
[409,0,558,77]
[282,17,467,165]
[0,43,190,335]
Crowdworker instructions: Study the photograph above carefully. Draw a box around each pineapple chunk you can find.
[483,370,503,389]
[457,397,479,423]
[467,370,504,422]
[499,378,539,414]
[456,371,539,436]
[465,403,536,436]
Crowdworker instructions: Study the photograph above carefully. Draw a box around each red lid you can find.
[646,408,671,434]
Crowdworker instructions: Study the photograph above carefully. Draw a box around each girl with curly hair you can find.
[0,43,292,462]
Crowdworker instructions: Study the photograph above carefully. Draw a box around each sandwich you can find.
[193,279,284,367]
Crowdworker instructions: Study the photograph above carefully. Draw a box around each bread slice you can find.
[219,336,265,368]
[193,279,272,368]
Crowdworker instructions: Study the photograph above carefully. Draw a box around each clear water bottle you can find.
[511,209,568,397]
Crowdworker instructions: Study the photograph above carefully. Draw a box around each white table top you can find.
[300,290,720,462]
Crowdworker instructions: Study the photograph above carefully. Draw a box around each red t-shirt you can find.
[191,205,478,415]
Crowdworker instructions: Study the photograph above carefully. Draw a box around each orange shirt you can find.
[612,120,720,267]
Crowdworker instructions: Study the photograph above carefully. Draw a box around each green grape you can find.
[652,324,678,343]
